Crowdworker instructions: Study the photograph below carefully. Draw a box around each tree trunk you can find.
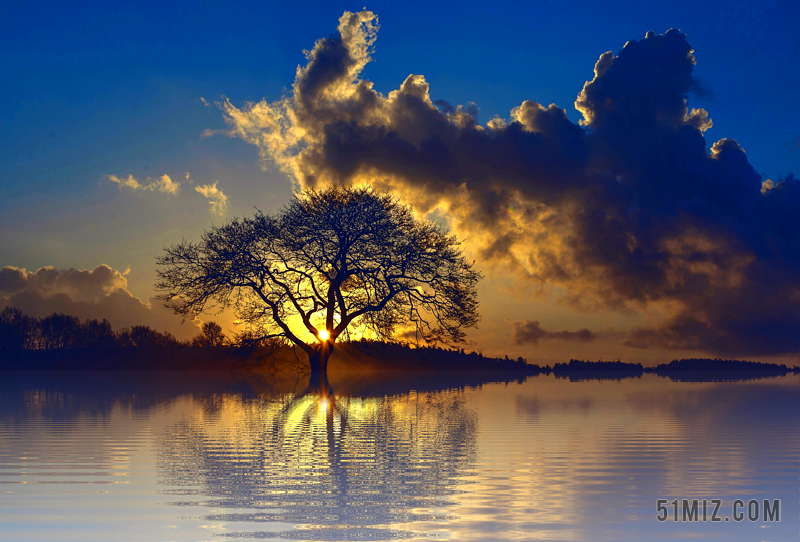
[307,341,334,393]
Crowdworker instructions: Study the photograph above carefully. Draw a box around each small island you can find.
[644,358,800,381]
[552,359,644,381]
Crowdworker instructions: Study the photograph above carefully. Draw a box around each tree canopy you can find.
[191,321,227,347]
[155,186,481,372]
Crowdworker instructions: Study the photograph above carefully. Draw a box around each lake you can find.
[1,371,797,541]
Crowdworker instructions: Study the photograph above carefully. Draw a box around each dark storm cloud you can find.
[512,320,596,346]
[0,264,127,301]
[217,12,800,356]
[0,265,199,339]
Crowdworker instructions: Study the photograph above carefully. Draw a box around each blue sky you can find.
[3,1,797,202]
[1,0,798,361]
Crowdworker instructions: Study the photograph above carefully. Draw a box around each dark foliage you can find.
[191,322,228,347]
[0,307,227,354]
[346,338,547,373]
[0,307,37,351]
[552,359,644,381]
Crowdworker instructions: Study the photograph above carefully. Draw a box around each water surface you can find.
[1,371,797,541]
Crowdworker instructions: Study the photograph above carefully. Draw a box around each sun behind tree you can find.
[155,186,481,378]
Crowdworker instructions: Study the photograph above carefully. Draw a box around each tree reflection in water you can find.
[157,372,479,540]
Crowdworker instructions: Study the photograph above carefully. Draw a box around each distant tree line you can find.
[6,307,796,377]
[640,358,800,382]
[0,307,227,352]
[550,359,645,381]
[348,338,544,372]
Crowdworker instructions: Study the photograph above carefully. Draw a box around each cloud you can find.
[107,174,140,190]
[147,174,180,195]
[195,182,229,216]
[106,173,180,195]
[760,178,784,194]
[213,12,800,356]
[511,320,596,346]
[0,265,199,339]
[106,171,228,215]
[0,264,127,302]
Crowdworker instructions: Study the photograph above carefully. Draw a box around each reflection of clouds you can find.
[0,392,158,493]
[618,379,800,496]
[469,376,800,540]
[157,387,477,539]
[564,384,800,540]
[515,395,593,418]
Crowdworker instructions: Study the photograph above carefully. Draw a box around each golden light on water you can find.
[318,329,329,341]
[6,375,798,541]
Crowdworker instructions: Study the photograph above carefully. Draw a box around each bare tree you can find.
[0,307,38,351]
[191,321,228,347]
[39,313,81,350]
[155,186,481,376]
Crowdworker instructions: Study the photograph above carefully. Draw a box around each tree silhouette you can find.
[39,313,80,350]
[155,186,481,376]
[192,321,227,347]
[76,318,117,349]
[0,307,37,351]
[115,325,179,348]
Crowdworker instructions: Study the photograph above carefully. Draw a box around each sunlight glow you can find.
[318,329,329,341]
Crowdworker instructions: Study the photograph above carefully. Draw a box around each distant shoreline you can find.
[1,344,797,382]
[644,358,800,382]
[4,308,797,380]
[551,358,800,382]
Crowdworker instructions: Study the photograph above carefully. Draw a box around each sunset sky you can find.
[2,1,798,365]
